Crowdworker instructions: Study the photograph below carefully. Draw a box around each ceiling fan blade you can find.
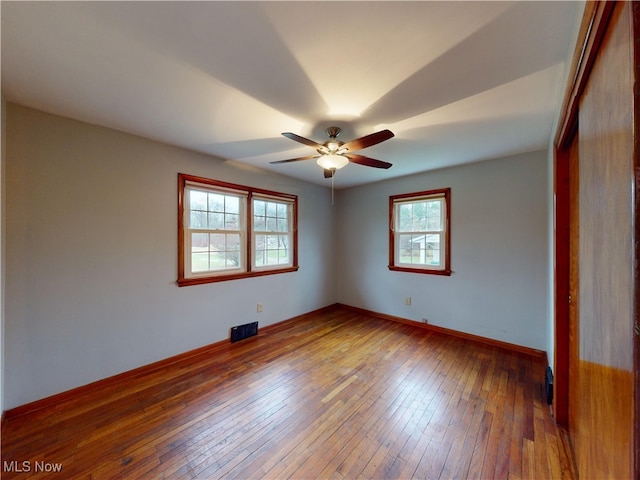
[324,169,335,178]
[282,132,324,149]
[346,154,392,169]
[270,155,319,164]
[341,129,394,152]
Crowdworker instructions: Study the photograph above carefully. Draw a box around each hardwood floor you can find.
[1,306,576,479]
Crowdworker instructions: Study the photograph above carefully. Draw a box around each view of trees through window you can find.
[253,199,290,267]
[178,173,298,286]
[189,190,243,272]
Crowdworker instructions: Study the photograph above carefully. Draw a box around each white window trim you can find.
[183,185,248,278]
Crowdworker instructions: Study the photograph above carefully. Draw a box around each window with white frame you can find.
[389,188,451,275]
[253,197,293,268]
[178,174,298,286]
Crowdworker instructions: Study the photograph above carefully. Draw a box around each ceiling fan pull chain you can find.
[331,173,335,205]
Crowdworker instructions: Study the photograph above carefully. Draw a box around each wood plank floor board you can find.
[1,307,575,479]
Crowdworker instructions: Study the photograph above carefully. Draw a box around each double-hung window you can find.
[389,188,451,275]
[178,173,298,286]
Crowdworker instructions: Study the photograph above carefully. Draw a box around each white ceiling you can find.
[1,1,584,189]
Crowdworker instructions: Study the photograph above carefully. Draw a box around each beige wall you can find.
[335,150,550,350]
[4,104,336,409]
[4,102,555,411]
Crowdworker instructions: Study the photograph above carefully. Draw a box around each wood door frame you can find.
[553,145,571,427]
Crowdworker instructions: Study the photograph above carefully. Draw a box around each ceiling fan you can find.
[271,126,394,178]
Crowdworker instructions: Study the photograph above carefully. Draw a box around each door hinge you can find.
[635,323,640,336]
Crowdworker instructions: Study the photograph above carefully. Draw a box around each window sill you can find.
[178,266,299,287]
[388,265,452,276]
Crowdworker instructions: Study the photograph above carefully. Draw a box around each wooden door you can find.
[575,3,635,476]
[554,2,637,478]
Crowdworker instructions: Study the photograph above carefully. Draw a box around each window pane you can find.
[253,199,290,234]
[277,236,290,263]
[190,190,208,210]
[224,251,241,268]
[254,200,266,216]
[397,233,442,266]
[188,191,245,231]
[397,198,444,233]
[225,196,239,214]
[211,233,226,252]
[210,251,227,269]
[255,234,266,266]
[412,202,427,231]
[190,211,207,229]
[399,204,413,231]
[426,200,442,230]
[191,252,210,272]
[191,232,210,272]
[226,233,241,252]
[192,232,208,249]
[399,233,417,264]
[424,233,441,266]
[254,234,289,267]
[225,213,239,230]
[208,193,225,212]
[208,212,223,229]
[254,216,266,231]
[208,233,242,269]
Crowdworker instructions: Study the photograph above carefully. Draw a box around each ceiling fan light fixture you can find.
[317,154,349,170]
[274,126,394,176]
[326,140,341,152]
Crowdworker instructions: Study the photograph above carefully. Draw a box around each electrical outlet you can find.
[257,304,263,313]
[405,297,411,306]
